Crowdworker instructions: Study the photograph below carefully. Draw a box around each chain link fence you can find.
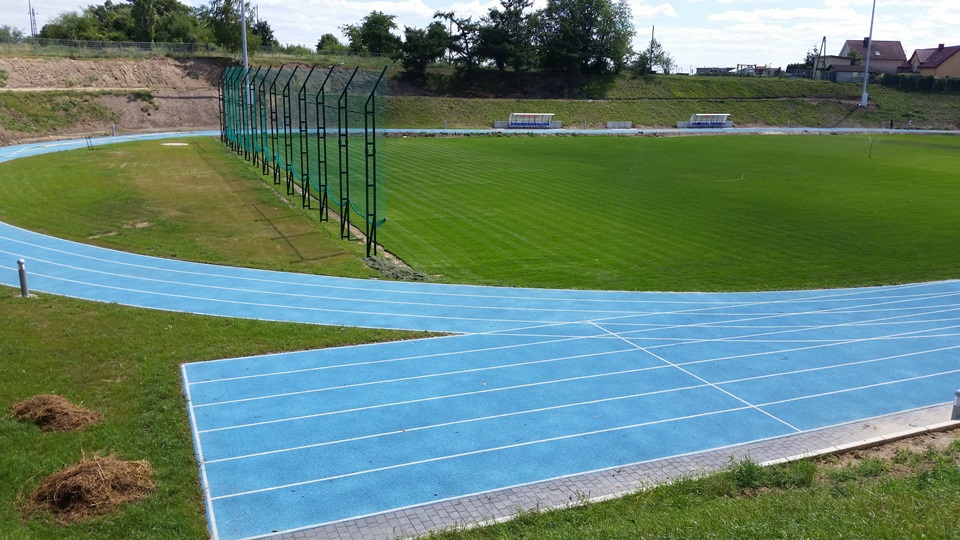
[880,74,960,94]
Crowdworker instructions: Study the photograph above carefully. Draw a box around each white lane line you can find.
[759,367,960,407]
[188,334,604,386]
[4,226,957,308]
[593,322,801,432]
[206,366,960,501]
[605,300,960,356]
[0,231,762,306]
[193,346,645,409]
[202,343,960,463]
[9,271,548,327]
[180,366,221,540]
[670,321,960,369]
[208,404,756,501]
[1,253,648,317]
[189,309,960,406]
[607,291,960,347]
[202,382,708,463]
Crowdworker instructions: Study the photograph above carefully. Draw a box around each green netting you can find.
[219,64,387,256]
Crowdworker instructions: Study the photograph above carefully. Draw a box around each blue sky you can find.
[4,0,959,70]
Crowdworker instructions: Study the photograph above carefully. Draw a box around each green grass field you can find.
[0,138,379,278]
[383,134,960,291]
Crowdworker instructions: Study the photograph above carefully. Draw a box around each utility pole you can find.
[649,26,655,73]
[816,36,826,79]
[860,0,877,107]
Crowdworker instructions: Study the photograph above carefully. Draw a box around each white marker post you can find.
[952,389,960,421]
[17,259,29,297]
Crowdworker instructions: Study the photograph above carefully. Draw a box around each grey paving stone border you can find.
[266,403,958,540]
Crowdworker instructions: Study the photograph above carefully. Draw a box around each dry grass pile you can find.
[8,394,102,432]
[26,454,154,523]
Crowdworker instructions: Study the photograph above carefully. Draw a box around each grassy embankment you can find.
[391,74,960,130]
[1,72,959,140]
[0,91,117,134]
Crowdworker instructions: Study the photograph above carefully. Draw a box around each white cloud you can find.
[707,7,861,24]
[630,2,678,18]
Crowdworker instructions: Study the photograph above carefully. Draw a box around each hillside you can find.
[1,57,958,145]
[0,56,224,145]
[390,71,960,130]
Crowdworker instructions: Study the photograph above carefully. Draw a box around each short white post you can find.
[17,259,29,297]
[952,389,960,421]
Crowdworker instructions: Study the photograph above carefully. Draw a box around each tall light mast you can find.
[240,0,250,105]
[859,0,877,107]
[28,0,38,37]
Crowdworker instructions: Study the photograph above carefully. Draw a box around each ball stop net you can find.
[219,65,387,257]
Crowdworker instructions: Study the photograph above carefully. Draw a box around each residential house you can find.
[839,38,907,74]
[901,44,960,78]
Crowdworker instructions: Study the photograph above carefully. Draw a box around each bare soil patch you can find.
[817,425,960,473]
[9,394,102,432]
[0,56,223,90]
[25,454,154,524]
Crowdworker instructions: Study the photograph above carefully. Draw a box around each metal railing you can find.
[880,74,959,93]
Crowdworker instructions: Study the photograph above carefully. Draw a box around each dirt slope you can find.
[0,56,225,144]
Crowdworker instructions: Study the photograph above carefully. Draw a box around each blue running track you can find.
[2,133,959,540]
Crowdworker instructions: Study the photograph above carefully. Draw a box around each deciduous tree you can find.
[633,35,673,75]
[475,0,536,72]
[198,0,259,53]
[340,11,401,55]
[434,11,481,72]
[537,0,633,75]
[316,33,346,52]
[252,19,276,47]
[395,22,450,78]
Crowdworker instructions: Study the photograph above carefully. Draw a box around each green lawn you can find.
[425,448,960,539]
[0,137,378,278]
[0,291,421,539]
[383,134,960,291]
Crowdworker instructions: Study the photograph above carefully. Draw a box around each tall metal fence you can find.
[880,74,960,93]
[220,65,387,257]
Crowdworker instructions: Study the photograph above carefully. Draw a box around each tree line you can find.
[3,0,283,54]
[1,0,675,77]
[326,0,674,78]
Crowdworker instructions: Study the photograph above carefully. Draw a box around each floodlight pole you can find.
[240,0,251,106]
[859,0,876,107]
